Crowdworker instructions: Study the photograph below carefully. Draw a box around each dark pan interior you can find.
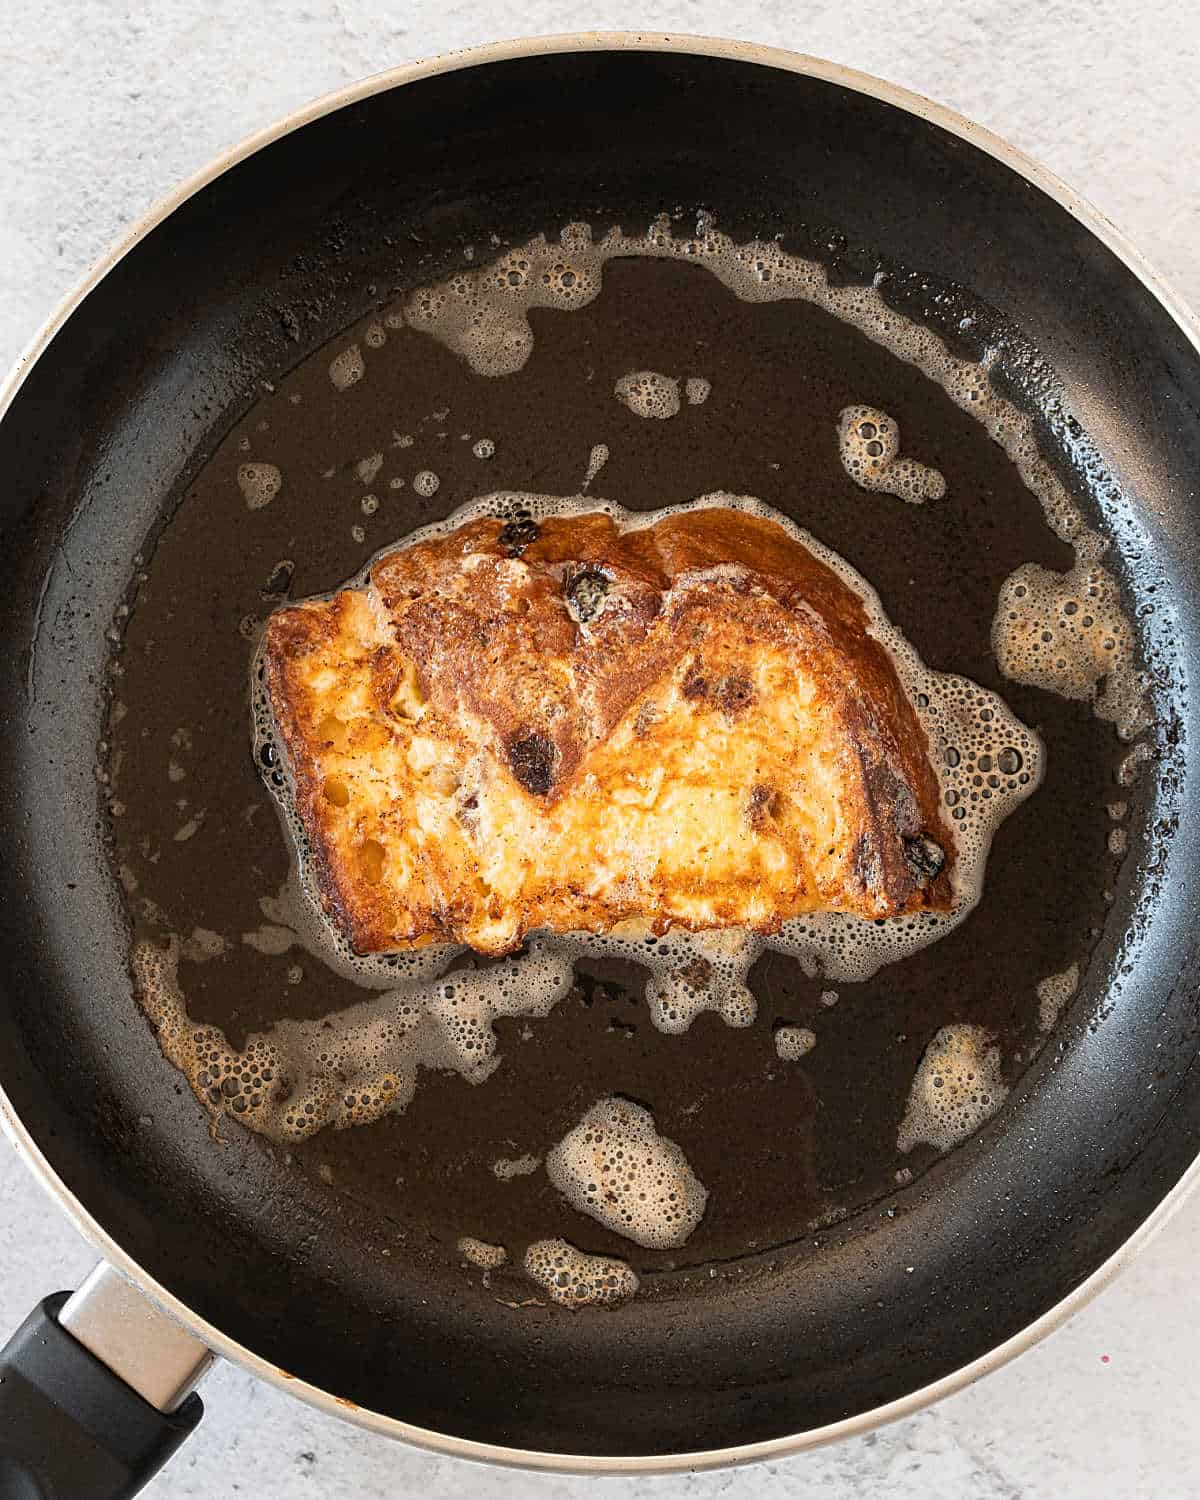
[1,46,1199,1456]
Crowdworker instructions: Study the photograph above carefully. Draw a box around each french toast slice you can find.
[263,506,953,955]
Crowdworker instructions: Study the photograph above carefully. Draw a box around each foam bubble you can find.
[582,443,609,489]
[837,405,946,504]
[897,1024,1008,1153]
[492,1153,540,1180]
[774,1026,817,1061]
[547,923,761,1034]
[413,470,440,498]
[356,453,384,486]
[457,1235,507,1270]
[614,370,681,420]
[241,924,293,956]
[328,344,365,391]
[994,562,1149,739]
[472,438,496,460]
[237,463,282,511]
[132,932,573,1143]
[685,377,711,406]
[180,927,227,963]
[1118,742,1154,786]
[523,1238,639,1309]
[546,1096,707,1249]
[1036,962,1079,1031]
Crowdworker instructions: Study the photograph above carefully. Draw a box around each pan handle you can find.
[0,1264,211,1499]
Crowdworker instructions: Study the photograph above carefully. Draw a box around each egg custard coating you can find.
[262,506,953,956]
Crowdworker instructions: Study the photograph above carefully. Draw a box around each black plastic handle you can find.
[0,1293,202,1499]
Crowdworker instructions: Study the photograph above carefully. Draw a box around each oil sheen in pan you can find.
[137,487,1040,1149]
[104,213,1145,1289]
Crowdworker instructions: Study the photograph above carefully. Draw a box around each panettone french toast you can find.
[262,504,953,956]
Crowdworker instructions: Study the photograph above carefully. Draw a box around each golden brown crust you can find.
[263,508,953,955]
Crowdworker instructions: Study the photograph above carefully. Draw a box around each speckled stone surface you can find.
[3,3,1200,1495]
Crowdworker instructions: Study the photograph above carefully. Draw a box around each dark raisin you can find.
[498,518,540,555]
[507,731,556,795]
[903,834,945,880]
[565,568,609,623]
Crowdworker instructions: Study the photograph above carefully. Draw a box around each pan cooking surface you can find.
[2,46,1197,1452]
[104,241,1129,1292]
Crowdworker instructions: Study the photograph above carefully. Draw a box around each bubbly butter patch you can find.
[993,563,1148,740]
[132,932,573,1143]
[774,1025,817,1061]
[523,1238,638,1309]
[492,1153,541,1180]
[614,370,681,419]
[546,1096,707,1249]
[837,406,946,503]
[328,344,365,390]
[237,463,282,511]
[897,1024,1008,1154]
[1037,962,1080,1032]
[458,1236,508,1270]
[685,377,712,406]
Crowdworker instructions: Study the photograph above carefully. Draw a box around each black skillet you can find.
[1,34,1198,1498]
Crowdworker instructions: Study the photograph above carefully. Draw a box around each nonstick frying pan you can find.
[1,32,1199,1497]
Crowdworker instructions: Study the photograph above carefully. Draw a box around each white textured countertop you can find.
[3,3,1199,1495]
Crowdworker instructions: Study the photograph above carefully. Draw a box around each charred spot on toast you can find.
[903,833,946,881]
[498,517,541,556]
